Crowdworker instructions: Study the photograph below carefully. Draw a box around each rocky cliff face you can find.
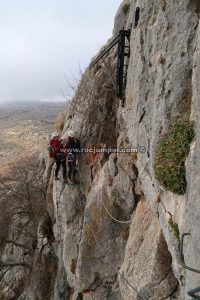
[0,103,63,300]
[44,1,200,299]
[1,0,200,299]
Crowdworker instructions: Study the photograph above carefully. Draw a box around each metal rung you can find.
[188,287,200,299]
[180,233,200,299]
[90,29,131,104]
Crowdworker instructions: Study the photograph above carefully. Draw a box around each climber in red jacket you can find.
[48,132,67,183]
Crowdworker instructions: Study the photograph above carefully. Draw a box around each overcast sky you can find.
[0,0,122,102]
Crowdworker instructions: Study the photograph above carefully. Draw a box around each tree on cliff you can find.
[0,157,50,278]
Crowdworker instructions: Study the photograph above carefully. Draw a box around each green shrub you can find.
[154,119,194,194]
[168,218,180,240]
[122,3,130,14]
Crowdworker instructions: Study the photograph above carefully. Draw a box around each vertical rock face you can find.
[43,1,200,299]
[184,20,200,300]
[0,169,58,300]
[119,201,177,300]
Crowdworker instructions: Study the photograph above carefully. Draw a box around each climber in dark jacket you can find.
[48,132,67,183]
[64,130,81,184]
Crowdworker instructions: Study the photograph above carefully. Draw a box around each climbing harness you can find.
[180,233,200,299]
[56,152,66,163]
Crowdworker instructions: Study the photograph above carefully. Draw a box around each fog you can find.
[0,0,122,102]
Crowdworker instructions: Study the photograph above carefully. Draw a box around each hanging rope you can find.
[101,195,133,224]
[77,164,149,300]
[77,165,133,224]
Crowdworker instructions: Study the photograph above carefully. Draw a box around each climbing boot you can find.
[68,179,74,185]
[72,175,79,185]
[72,178,80,185]
[63,177,68,184]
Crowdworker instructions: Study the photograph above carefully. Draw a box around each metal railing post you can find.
[89,30,131,105]
[180,233,200,299]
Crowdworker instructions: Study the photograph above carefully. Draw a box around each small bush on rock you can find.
[54,112,65,131]
[122,3,130,14]
[154,119,194,194]
[168,217,180,240]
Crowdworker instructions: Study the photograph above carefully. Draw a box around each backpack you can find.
[48,144,54,158]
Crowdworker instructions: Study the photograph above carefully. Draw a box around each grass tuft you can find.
[168,217,180,240]
[154,119,194,194]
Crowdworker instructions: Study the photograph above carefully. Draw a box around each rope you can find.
[78,165,159,224]
[101,195,133,224]
[53,145,161,299]
[77,165,133,224]
[77,164,149,300]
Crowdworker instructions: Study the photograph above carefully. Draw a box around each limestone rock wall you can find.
[45,1,200,300]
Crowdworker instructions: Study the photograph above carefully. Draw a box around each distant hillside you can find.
[0,101,65,175]
[0,101,65,129]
